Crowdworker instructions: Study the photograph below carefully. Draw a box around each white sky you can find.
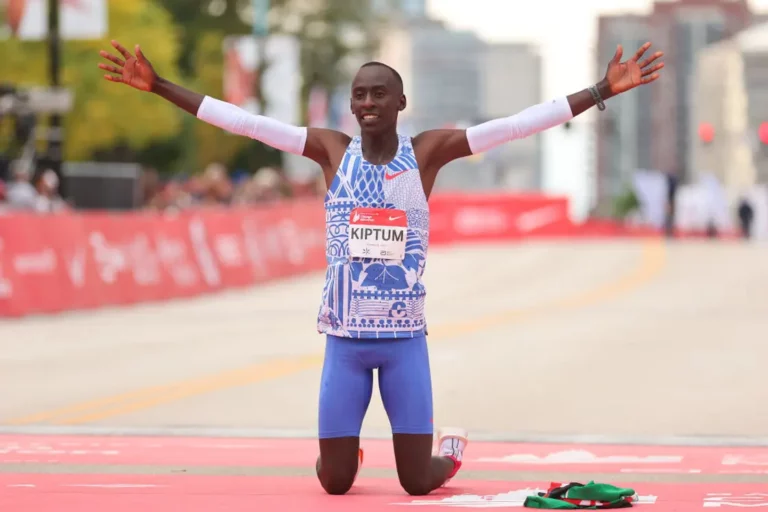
[426,0,768,218]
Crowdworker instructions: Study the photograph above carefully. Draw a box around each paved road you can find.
[1,239,767,442]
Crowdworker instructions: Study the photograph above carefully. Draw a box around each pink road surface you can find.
[1,474,766,512]
[1,435,767,473]
[2,435,768,511]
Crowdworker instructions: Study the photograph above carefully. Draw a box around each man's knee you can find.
[319,472,356,495]
[316,437,361,495]
[399,477,433,496]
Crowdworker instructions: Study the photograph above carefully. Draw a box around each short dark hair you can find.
[360,61,403,90]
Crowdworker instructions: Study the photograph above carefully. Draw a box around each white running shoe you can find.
[436,427,469,486]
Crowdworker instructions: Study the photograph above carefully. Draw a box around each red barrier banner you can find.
[0,200,328,318]
[0,193,661,318]
[429,192,574,245]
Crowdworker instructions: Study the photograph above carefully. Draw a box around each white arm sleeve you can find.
[196,95,308,155]
[466,96,574,154]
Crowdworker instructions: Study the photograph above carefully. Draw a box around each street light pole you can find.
[47,0,65,195]
[252,0,269,115]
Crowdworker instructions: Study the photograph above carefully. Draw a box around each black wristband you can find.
[589,85,606,111]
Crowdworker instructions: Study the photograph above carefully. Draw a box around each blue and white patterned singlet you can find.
[317,134,429,339]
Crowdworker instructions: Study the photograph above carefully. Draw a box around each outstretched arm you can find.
[98,40,348,171]
[414,42,664,174]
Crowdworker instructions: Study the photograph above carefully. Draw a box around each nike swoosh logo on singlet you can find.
[385,170,408,180]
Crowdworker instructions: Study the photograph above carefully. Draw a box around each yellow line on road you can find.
[6,239,666,426]
[5,355,324,426]
[426,239,666,339]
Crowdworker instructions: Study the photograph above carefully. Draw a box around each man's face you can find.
[350,65,405,134]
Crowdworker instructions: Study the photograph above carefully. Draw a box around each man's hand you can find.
[98,40,158,92]
[601,42,664,98]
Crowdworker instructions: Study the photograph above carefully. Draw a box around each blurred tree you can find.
[0,0,185,163]
[161,0,251,78]
[613,185,640,221]
[190,30,252,173]
[287,0,383,125]
[164,0,383,134]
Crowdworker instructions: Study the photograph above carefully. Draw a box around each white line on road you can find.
[1,425,768,447]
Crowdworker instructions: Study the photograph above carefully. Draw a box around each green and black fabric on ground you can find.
[524,481,640,509]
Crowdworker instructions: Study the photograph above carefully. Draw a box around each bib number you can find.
[348,207,407,260]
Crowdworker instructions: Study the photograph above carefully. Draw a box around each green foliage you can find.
[164,0,382,119]
[0,0,185,162]
[287,0,382,125]
[165,0,382,171]
[160,0,251,77]
[190,31,253,172]
[612,185,641,220]
[1,0,383,172]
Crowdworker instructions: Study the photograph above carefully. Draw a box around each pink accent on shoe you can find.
[446,454,462,479]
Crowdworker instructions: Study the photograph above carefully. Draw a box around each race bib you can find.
[348,207,407,260]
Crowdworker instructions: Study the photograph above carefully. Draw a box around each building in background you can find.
[376,20,542,191]
[594,0,754,212]
[479,43,543,190]
[377,18,484,135]
[691,21,768,209]
[594,14,652,206]
[375,18,484,188]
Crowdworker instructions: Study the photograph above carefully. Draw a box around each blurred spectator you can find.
[162,178,198,212]
[200,162,233,206]
[737,196,754,240]
[140,167,163,209]
[186,175,206,204]
[248,167,282,203]
[0,179,7,214]
[5,160,37,210]
[664,171,678,238]
[131,162,324,212]
[33,169,69,213]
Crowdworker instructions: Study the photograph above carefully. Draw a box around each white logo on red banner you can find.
[516,205,564,232]
[89,232,162,286]
[129,234,161,286]
[453,207,507,235]
[0,239,12,299]
[13,248,57,275]
[189,218,221,287]
[241,218,267,275]
[277,219,307,265]
[214,233,246,268]
[64,248,86,288]
[156,235,198,287]
[90,232,127,284]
